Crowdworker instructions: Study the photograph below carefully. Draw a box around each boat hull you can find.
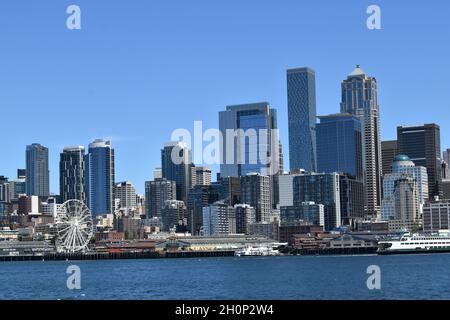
[378,248,450,255]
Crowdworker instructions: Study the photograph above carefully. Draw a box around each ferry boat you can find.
[378,230,450,255]
[235,244,285,257]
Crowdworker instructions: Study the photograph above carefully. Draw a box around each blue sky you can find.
[0,0,449,194]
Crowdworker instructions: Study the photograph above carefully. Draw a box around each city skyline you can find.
[1,1,450,194]
[3,62,449,196]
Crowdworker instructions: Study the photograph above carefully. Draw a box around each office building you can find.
[442,179,450,200]
[191,166,212,187]
[381,155,428,221]
[153,168,162,179]
[280,201,325,226]
[145,178,176,222]
[423,199,450,232]
[442,161,448,180]
[216,176,241,206]
[161,200,188,232]
[317,113,363,180]
[115,181,137,210]
[85,139,115,216]
[292,172,341,231]
[382,140,399,175]
[26,143,50,198]
[278,170,306,207]
[397,124,442,199]
[443,149,450,179]
[234,204,256,234]
[202,202,235,236]
[18,195,40,215]
[161,142,192,204]
[60,146,86,203]
[0,176,10,204]
[187,184,219,235]
[340,66,382,217]
[287,67,317,172]
[219,102,280,177]
[394,176,420,220]
[339,173,365,222]
[240,173,271,223]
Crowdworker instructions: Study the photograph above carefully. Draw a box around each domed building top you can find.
[394,154,411,162]
[392,154,415,170]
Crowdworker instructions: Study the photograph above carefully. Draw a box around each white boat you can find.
[378,230,450,255]
[235,246,282,257]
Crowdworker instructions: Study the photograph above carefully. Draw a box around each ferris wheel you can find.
[55,200,94,253]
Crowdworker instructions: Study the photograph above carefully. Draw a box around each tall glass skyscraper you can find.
[85,139,115,216]
[60,146,86,203]
[219,102,280,177]
[287,67,317,172]
[25,143,49,198]
[161,142,192,204]
[340,66,382,218]
[316,113,363,180]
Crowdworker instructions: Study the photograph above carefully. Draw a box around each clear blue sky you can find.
[0,0,449,194]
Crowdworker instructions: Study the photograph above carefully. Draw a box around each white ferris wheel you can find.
[55,200,94,253]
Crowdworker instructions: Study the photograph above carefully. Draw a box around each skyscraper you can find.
[381,140,399,175]
[161,142,192,204]
[219,102,280,177]
[161,200,188,232]
[234,204,256,234]
[339,173,365,222]
[443,149,450,179]
[145,178,176,221]
[187,184,219,235]
[26,143,50,198]
[115,181,137,210]
[397,124,442,199]
[381,155,428,222]
[216,176,241,206]
[240,173,271,222]
[0,176,10,204]
[85,139,115,216]
[191,166,212,187]
[340,66,382,218]
[202,202,235,236]
[287,67,317,172]
[316,113,363,180]
[60,146,85,203]
[292,172,341,231]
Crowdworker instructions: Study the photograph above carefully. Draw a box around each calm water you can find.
[1,254,450,300]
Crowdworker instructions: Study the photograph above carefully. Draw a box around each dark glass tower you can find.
[381,140,399,175]
[316,113,363,180]
[240,173,270,222]
[60,146,86,203]
[397,123,442,199]
[161,142,192,204]
[287,67,317,172]
[85,139,115,216]
[26,143,50,198]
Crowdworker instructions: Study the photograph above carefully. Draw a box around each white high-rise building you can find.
[115,181,137,211]
[381,155,428,222]
[202,202,235,236]
[191,166,212,186]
